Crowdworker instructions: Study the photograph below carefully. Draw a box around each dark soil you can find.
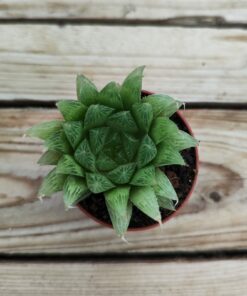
[79,110,198,229]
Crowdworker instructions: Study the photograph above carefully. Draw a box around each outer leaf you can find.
[166,130,199,151]
[38,168,66,196]
[84,104,114,129]
[154,144,185,166]
[56,100,87,121]
[105,186,131,236]
[96,152,118,171]
[27,120,62,140]
[132,102,153,133]
[136,135,157,168]
[76,74,98,105]
[98,81,123,109]
[89,127,110,155]
[154,169,178,201]
[37,150,62,165]
[122,133,139,161]
[45,130,72,154]
[150,117,179,144]
[130,186,161,222]
[56,155,84,177]
[63,121,85,149]
[107,111,138,133]
[157,198,175,211]
[74,139,96,172]
[63,176,89,207]
[143,94,182,117]
[107,163,136,184]
[130,165,156,186]
[120,66,145,109]
[86,173,115,193]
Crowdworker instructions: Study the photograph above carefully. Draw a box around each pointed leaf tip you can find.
[130,186,161,222]
[98,81,123,109]
[143,94,181,117]
[105,186,131,237]
[120,66,145,109]
[38,168,67,197]
[76,74,98,105]
[27,120,62,140]
[63,176,89,207]
[56,100,87,121]
[37,150,62,165]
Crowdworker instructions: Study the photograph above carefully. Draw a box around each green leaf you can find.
[122,133,139,161]
[76,74,98,105]
[27,120,62,140]
[56,155,84,177]
[38,168,67,196]
[86,173,115,193]
[150,117,179,144]
[45,130,72,154]
[105,186,132,237]
[166,130,199,151]
[96,152,118,171]
[104,132,128,165]
[131,165,156,186]
[56,100,87,121]
[63,176,89,207]
[84,104,114,129]
[154,169,178,201]
[89,127,110,155]
[107,163,136,184]
[63,121,85,149]
[130,186,161,222]
[132,102,153,133]
[37,150,62,165]
[74,139,96,172]
[120,66,145,109]
[136,135,157,168]
[153,144,185,166]
[98,81,123,109]
[157,198,175,211]
[107,111,138,133]
[143,94,182,117]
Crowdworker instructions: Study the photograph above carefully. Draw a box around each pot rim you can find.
[77,90,199,231]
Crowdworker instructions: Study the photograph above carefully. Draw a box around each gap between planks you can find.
[0,100,247,110]
[0,17,247,29]
[1,249,247,263]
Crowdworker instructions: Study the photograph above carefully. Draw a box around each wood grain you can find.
[0,108,246,254]
[1,260,247,295]
[0,25,247,103]
[0,0,246,24]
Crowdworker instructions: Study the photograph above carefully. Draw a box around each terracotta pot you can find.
[78,90,199,231]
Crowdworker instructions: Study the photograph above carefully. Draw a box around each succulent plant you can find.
[27,66,198,238]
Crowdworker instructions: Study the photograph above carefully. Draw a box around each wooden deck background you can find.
[0,1,247,295]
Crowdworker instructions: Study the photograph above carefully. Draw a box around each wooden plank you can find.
[0,0,246,23]
[1,260,247,295]
[0,25,247,103]
[0,108,246,254]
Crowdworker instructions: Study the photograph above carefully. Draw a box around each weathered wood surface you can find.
[0,25,247,103]
[1,260,247,296]
[0,108,246,254]
[0,0,246,24]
